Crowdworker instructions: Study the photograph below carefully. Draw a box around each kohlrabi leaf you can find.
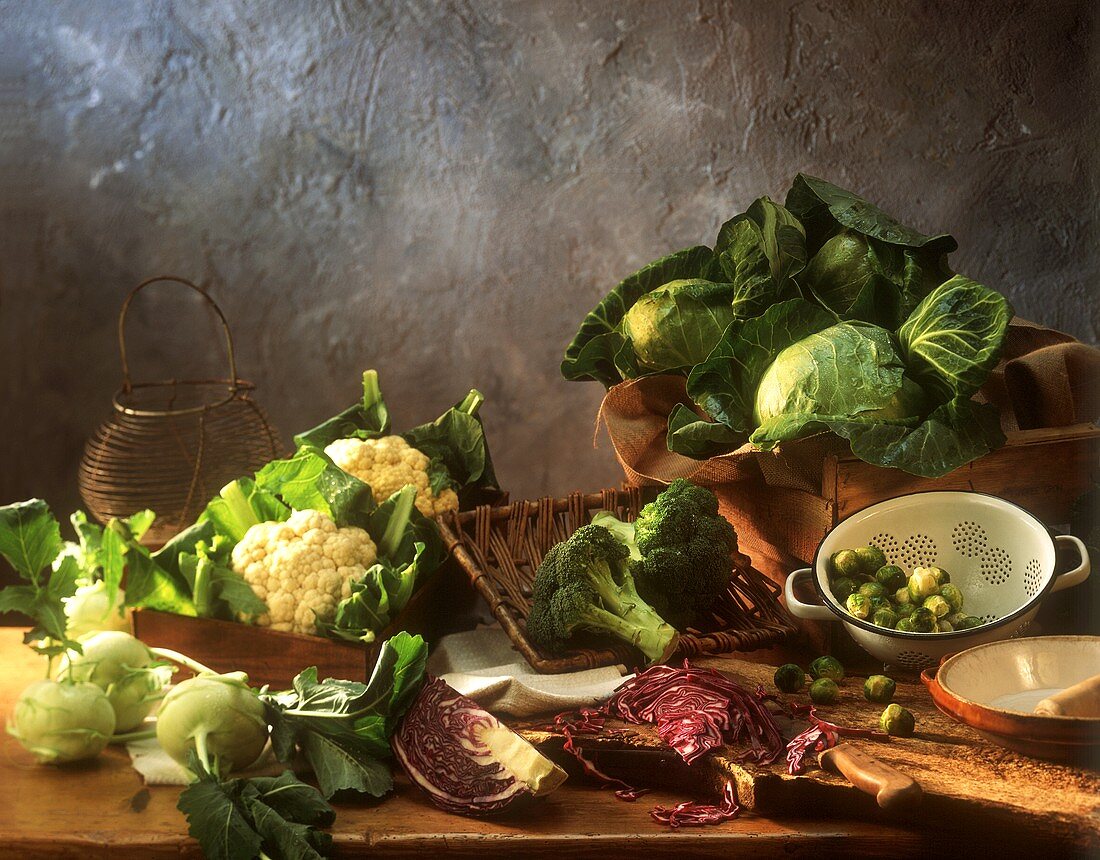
[0,499,61,580]
[241,793,331,860]
[400,389,499,504]
[177,754,263,860]
[686,298,838,432]
[256,447,375,529]
[260,633,429,799]
[898,275,1013,402]
[665,403,748,460]
[561,245,718,386]
[293,369,391,449]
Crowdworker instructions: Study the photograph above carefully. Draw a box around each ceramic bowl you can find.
[920,635,1100,763]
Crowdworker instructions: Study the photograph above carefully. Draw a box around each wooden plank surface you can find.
[521,655,1100,854]
[0,628,946,859]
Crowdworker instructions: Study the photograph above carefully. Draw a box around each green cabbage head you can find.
[619,279,737,372]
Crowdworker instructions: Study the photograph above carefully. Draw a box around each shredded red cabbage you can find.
[605,662,785,766]
[782,702,886,774]
[650,780,740,828]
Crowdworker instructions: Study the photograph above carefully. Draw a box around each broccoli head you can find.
[525,524,679,664]
[595,479,737,629]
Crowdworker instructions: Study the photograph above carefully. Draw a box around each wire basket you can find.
[79,276,282,545]
[439,488,797,673]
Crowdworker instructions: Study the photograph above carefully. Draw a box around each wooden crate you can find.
[132,557,474,688]
[713,424,1100,587]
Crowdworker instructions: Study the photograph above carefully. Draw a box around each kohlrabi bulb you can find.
[59,631,170,732]
[63,580,129,640]
[7,679,116,763]
[156,672,268,774]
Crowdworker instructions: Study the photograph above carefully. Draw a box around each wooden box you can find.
[711,424,1100,587]
[132,557,477,688]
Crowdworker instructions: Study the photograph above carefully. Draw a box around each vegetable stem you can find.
[150,647,216,677]
[456,389,485,417]
[378,485,416,560]
[109,729,157,744]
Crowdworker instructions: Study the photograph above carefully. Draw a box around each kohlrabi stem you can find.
[150,647,215,676]
[194,731,213,775]
[109,729,157,744]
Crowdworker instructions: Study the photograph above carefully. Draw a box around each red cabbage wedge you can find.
[392,676,567,815]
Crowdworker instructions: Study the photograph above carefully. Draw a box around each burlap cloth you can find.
[599,320,1100,495]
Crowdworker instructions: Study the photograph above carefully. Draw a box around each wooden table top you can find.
[0,628,1052,859]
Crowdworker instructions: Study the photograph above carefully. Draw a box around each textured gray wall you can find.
[1,0,1096,525]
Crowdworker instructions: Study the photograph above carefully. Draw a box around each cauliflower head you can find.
[230,509,378,634]
[325,436,459,518]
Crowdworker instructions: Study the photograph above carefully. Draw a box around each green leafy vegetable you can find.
[178,752,334,860]
[293,369,390,449]
[262,632,429,798]
[256,447,375,528]
[0,500,82,656]
[561,245,718,386]
[714,196,806,301]
[897,275,1013,401]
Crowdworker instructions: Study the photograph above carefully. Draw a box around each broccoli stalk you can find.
[526,525,679,664]
[593,479,737,630]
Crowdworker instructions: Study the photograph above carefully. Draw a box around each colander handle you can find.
[117,275,238,396]
[783,568,835,621]
[1051,534,1090,593]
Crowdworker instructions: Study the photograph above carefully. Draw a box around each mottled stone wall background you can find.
[1,0,1096,530]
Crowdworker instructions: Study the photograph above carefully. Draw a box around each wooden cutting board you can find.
[518,657,1100,851]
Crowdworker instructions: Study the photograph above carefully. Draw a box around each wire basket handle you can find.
[118,275,238,396]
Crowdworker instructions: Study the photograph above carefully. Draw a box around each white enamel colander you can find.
[784,492,1091,670]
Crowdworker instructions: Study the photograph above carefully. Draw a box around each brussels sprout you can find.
[954,615,984,630]
[809,678,840,705]
[7,679,116,764]
[863,675,896,704]
[845,593,872,620]
[935,619,954,632]
[907,568,940,603]
[880,703,915,737]
[922,595,951,618]
[773,664,806,693]
[894,586,913,607]
[939,584,964,614]
[869,596,892,612]
[854,546,887,575]
[810,656,845,682]
[928,567,951,585]
[908,607,936,632]
[875,565,906,592]
[895,616,918,632]
[873,607,899,629]
[831,577,858,602]
[858,581,888,600]
[831,549,863,580]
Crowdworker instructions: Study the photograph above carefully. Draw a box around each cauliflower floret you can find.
[324,436,459,518]
[231,509,378,635]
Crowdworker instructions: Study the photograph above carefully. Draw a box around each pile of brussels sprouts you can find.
[828,545,982,632]
[773,658,917,737]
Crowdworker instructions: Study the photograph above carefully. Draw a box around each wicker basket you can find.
[438,488,796,673]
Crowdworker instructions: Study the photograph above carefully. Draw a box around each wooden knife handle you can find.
[1035,673,1100,717]
[818,743,922,811]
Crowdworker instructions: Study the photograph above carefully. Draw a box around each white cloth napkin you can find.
[126,731,282,786]
[428,626,630,717]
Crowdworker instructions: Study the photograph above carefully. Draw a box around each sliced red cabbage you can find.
[392,676,567,815]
